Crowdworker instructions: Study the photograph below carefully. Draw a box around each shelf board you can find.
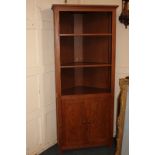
[61,62,112,68]
[62,86,111,95]
[60,33,112,37]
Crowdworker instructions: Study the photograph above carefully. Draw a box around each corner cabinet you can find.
[52,4,118,151]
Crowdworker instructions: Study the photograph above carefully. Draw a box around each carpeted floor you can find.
[40,142,115,155]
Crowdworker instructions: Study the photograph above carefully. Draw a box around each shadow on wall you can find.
[39,7,57,146]
[40,9,55,66]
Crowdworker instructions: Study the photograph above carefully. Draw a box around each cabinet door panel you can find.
[61,99,87,147]
[88,95,113,144]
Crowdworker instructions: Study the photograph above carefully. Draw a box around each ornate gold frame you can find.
[115,77,129,155]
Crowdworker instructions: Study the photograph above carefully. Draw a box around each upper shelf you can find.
[60,12,112,34]
[61,62,112,68]
[59,33,112,37]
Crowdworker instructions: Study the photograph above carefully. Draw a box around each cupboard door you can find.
[61,98,88,148]
[88,95,113,145]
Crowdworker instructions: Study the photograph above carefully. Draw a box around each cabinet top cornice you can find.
[52,4,118,10]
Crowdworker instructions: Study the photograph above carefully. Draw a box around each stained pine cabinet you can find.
[52,4,118,150]
[88,96,113,145]
[61,98,87,148]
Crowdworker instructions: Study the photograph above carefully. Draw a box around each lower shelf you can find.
[62,86,111,95]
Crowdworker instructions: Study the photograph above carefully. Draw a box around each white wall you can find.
[26,0,58,155]
[26,0,128,155]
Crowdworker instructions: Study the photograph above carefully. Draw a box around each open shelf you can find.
[59,10,113,96]
[61,62,112,68]
[62,86,110,95]
[60,12,112,34]
[60,33,112,36]
[61,67,111,95]
[60,36,112,65]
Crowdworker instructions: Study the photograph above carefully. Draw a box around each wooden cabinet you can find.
[61,98,87,148]
[61,95,113,149]
[52,4,118,150]
[88,96,112,145]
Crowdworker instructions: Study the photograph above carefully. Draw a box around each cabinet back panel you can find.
[83,36,112,64]
[60,12,112,34]
[60,37,74,65]
[60,36,112,65]
[61,68,75,90]
[83,12,112,33]
[60,12,74,34]
[83,67,111,90]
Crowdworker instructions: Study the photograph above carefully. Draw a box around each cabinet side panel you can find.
[111,10,116,95]
[53,8,61,146]
[53,8,61,97]
[110,10,116,140]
